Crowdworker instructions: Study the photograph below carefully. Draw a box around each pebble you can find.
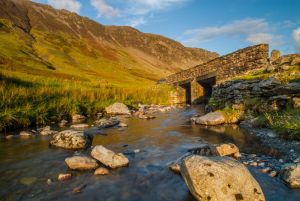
[169,163,181,174]
[260,167,271,173]
[249,161,258,167]
[279,159,284,163]
[70,124,89,129]
[94,167,110,175]
[258,162,265,167]
[58,173,72,181]
[269,170,278,177]
[47,178,52,185]
[73,184,87,193]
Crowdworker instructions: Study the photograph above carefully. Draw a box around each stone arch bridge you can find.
[160,44,269,104]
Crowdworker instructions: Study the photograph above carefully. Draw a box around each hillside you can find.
[0,0,218,86]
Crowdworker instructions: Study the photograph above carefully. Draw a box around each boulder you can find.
[195,111,225,125]
[105,103,131,115]
[181,155,265,201]
[50,130,92,149]
[20,131,34,136]
[215,143,241,159]
[65,156,98,170]
[94,117,120,129]
[91,145,129,168]
[282,164,300,188]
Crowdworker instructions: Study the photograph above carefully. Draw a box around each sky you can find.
[32,0,300,55]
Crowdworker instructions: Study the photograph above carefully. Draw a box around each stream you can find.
[0,106,300,201]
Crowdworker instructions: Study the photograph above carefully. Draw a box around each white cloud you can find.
[127,0,188,15]
[48,0,81,14]
[90,0,120,18]
[90,0,188,26]
[293,28,300,51]
[182,18,284,47]
[246,33,283,46]
[128,17,146,27]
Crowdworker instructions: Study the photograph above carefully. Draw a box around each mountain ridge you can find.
[0,0,218,86]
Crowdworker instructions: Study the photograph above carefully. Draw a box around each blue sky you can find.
[32,0,300,55]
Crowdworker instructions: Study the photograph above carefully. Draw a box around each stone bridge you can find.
[160,44,269,104]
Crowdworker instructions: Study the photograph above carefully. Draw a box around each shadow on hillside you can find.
[0,73,37,88]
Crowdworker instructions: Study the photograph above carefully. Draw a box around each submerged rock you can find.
[73,184,87,193]
[91,145,129,168]
[65,156,98,170]
[181,155,265,201]
[105,102,131,115]
[94,118,120,129]
[283,164,300,188]
[20,177,37,186]
[94,167,110,175]
[50,130,92,149]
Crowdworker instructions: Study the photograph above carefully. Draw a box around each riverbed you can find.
[0,106,299,201]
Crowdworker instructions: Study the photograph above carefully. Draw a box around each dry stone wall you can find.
[164,44,269,84]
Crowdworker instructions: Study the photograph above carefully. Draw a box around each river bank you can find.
[0,105,300,201]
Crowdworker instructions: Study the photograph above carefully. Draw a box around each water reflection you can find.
[0,106,299,201]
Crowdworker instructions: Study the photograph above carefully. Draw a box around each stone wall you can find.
[164,44,269,84]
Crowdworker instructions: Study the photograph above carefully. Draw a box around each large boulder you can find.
[91,145,129,168]
[105,103,131,115]
[65,156,99,170]
[181,155,265,201]
[195,111,225,125]
[282,164,300,188]
[50,130,92,149]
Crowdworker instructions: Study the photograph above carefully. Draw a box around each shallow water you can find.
[0,106,300,201]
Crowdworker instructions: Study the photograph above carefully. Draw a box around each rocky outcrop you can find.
[181,155,265,201]
[50,130,92,149]
[91,145,129,168]
[105,103,131,115]
[282,164,300,188]
[212,78,300,112]
[65,156,99,170]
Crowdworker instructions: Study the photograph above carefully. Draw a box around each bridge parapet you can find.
[164,44,269,85]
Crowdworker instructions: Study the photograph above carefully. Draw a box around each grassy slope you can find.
[0,19,172,131]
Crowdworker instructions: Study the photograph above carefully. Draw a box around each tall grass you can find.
[0,72,172,131]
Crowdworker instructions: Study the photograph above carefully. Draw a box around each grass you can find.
[233,65,300,84]
[264,109,300,140]
[0,71,172,132]
[0,18,174,132]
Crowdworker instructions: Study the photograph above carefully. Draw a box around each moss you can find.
[219,106,244,123]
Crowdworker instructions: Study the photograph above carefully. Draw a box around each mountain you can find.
[0,0,218,86]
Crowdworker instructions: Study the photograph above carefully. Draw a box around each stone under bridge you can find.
[160,44,269,104]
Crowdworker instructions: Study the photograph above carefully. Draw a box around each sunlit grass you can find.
[0,71,172,131]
